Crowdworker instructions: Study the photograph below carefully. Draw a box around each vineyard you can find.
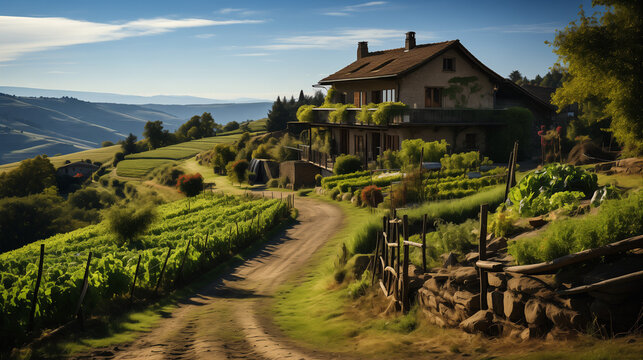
[0,193,290,348]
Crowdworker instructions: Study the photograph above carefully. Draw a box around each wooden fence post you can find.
[28,244,45,331]
[383,216,389,287]
[129,254,142,304]
[154,248,172,294]
[75,251,92,330]
[511,141,519,187]
[421,214,427,273]
[503,149,514,203]
[371,233,381,285]
[479,204,489,310]
[175,238,192,287]
[402,215,410,312]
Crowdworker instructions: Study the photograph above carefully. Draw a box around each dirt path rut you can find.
[104,197,343,360]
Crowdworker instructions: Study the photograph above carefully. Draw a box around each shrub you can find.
[440,151,483,170]
[0,155,56,198]
[356,103,376,124]
[101,140,114,147]
[176,173,204,197]
[226,159,249,185]
[147,163,184,186]
[328,104,352,124]
[333,154,362,175]
[105,204,156,246]
[296,105,316,122]
[328,188,340,200]
[372,102,407,125]
[267,178,279,188]
[315,174,322,186]
[488,206,519,237]
[272,134,301,162]
[361,185,383,208]
[252,143,273,160]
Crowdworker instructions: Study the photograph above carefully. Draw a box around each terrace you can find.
[310,107,508,126]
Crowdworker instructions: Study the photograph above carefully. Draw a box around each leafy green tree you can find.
[101,140,115,147]
[143,120,170,149]
[226,159,249,185]
[121,133,138,155]
[211,144,237,174]
[550,0,643,155]
[0,155,56,198]
[509,70,523,82]
[223,121,240,132]
[177,173,204,197]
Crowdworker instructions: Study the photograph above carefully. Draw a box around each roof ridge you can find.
[365,39,457,56]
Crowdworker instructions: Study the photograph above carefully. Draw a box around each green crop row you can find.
[0,193,288,348]
[320,170,371,189]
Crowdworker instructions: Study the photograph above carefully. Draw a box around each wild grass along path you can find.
[85,197,344,360]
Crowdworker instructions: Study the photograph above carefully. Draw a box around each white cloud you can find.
[255,28,409,51]
[322,1,386,16]
[0,16,264,62]
[195,33,216,39]
[217,8,259,16]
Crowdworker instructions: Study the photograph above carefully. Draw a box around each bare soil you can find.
[81,197,344,360]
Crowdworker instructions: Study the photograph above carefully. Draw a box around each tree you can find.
[550,0,643,155]
[122,133,138,155]
[101,141,114,147]
[223,121,240,132]
[266,96,289,131]
[0,155,56,198]
[297,90,306,104]
[211,144,236,174]
[509,70,523,82]
[177,173,204,197]
[226,159,249,185]
[143,120,170,149]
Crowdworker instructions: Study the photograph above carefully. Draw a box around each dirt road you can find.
[103,197,343,360]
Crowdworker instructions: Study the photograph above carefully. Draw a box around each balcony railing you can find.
[299,144,334,171]
[311,108,506,126]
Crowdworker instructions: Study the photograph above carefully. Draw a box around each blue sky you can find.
[0,0,597,101]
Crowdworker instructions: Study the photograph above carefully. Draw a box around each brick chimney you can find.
[357,41,369,59]
[405,31,416,51]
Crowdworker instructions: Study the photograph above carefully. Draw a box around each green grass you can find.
[0,145,121,173]
[273,194,643,359]
[508,191,643,264]
[116,132,258,177]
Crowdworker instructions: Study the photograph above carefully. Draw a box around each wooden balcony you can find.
[311,107,506,126]
[299,145,334,172]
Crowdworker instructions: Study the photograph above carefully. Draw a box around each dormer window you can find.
[443,57,455,72]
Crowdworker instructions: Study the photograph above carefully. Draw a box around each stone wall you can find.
[279,161,321,189]
[414,262,642,340]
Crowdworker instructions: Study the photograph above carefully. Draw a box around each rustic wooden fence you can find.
[370,210,429,312]
[24,193,295,336]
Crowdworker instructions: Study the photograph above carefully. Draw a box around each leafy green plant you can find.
[226,159,250,185]
[296,104,316,122]
[356,103,376,124]
[328,104,352,124]
[488,206,519,237]
[509,163,598,216]
[508,191,643,264]
[333,154,362,175]
[315,174,322,187]
[372,102,407,125]
[106,204,156,245]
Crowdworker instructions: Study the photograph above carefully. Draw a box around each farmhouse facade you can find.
[292,32,554,169]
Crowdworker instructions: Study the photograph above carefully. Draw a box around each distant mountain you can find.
[0,93,272,165]
[0,86,270,105]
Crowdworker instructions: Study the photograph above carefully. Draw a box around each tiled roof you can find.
[319,40,460,83]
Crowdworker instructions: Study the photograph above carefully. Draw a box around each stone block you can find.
[459,310,494,334]
[503,291,525,322]
[487,290,504,317]
[454,290,480,312]
[524,298,547,325]
[453,267,478,284]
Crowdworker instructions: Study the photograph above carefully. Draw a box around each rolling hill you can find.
[0,92,271,165]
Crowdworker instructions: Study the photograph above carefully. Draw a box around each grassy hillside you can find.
[0,145,121,173]
[0,93,271,164]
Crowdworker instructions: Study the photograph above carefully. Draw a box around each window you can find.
[371,90,382,104]
[346,62,369,74]
[353,91,366,107]
[382,89,396,102]
[443,57,455,71]
[425,87,442,108]
[385,134,399,151]
[371,59,395,72]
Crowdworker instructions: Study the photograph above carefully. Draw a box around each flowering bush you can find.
[176,173,204,197]
[361,185,383,208]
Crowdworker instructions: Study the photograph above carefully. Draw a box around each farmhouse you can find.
[56,161,98,178]
[292,32,554,170]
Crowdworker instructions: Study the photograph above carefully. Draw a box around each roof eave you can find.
[318,73,399,85]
